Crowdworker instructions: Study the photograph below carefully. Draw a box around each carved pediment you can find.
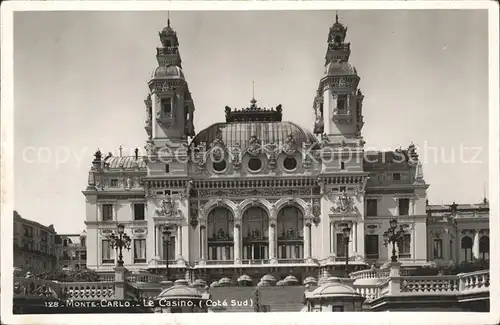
[155,195,180,218]
[329,191,358,215]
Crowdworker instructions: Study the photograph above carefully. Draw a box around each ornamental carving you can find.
[323,76,359,90]
[210,146,225,163]
[282,134,296,155]
[312,199,321,217]
[156,195,178,217]
[431,228,445,238]
[210,128,225,149]
[155,97,162,119]
[132,228,148,238]
[195,144,207,171]
[145,141,157,156]
[188,198,196,211]
[149,80,184,93]
[330,191,356,214]
[231,141,241,170]
[353,177,369,196]
[320,134,330,148]
[264,143,278,170]
[198,187,314,198]
[180,179,193,200]
[303,155,312,169]
[247,135,261,156]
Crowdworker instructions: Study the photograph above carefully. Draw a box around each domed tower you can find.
[145,18,196,150]
[313,14,364,144]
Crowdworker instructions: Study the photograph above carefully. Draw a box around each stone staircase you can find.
[260,286,305,312]
[208,286,306,312]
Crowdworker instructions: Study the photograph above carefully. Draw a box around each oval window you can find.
[213,160,227,172]
[248,158,262,172]
[283,157,298,171]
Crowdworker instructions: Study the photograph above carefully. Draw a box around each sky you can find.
[13,9,489,234]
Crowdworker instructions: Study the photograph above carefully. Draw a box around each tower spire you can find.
[336,11,339,23]
[251,81,257,106]
[167,11,170,27]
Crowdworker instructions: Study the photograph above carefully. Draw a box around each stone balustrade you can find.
[354,285,379,301]
[350,268,390,280]
[59,282,115,300]
[126,273,164,283]
[206,260,234,265]
[14,278,116,301]
[241,259,270,265]
[277,258,305,264]
[352,269,490,301]
[457,270,490,294]
[400,276,459,294]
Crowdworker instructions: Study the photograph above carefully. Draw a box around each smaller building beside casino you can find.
[13,211,58,273]
[13,211,88,274]
[55,231,87,271]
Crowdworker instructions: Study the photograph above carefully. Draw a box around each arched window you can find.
[461,236,473,262]
[207,207,234,261]
[242,207,269,261]
[277,206,304,260]
[479,236,489,260]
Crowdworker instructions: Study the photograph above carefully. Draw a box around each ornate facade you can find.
[82,16,489,283]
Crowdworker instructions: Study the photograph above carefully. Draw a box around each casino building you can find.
[82,16,490,283]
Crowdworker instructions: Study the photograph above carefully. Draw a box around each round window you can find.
[283,157,298,171]
[248,158,262,172]
[213,160,227,172]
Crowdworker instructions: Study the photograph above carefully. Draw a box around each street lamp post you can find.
[162,226,173,280]
[342,226,351,278]
[382,219,405,262]
[109,224,132,267]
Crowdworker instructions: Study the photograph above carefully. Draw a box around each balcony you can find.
[277,259,304,264]
[241,259,270,265]
[156,46,179,55]
[13,277,116,301]
[206,260,234,265]
[332,108,352,123]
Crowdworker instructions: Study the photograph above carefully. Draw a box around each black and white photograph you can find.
[1,1,499,324]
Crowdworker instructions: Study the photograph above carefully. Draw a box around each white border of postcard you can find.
[1,1,499,325]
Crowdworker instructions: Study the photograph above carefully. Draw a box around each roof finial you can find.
[483,182,487,202]
[167,11,170,27]
[119,145,123,157]
[251,81,257,106]
[336,11,339,23]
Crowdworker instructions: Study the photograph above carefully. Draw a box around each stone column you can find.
[473,230,480,260]
[269,223,277,263]
[97,204,102,221]
[200,226,206,261]
[234,223,241,264]
[113,265,128,300]
[443,229,450,261]
[304,224,311,260]
[330,223,335,255]
[176,225,183,263]
[353,222,358,254]
[388,262,402,295]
